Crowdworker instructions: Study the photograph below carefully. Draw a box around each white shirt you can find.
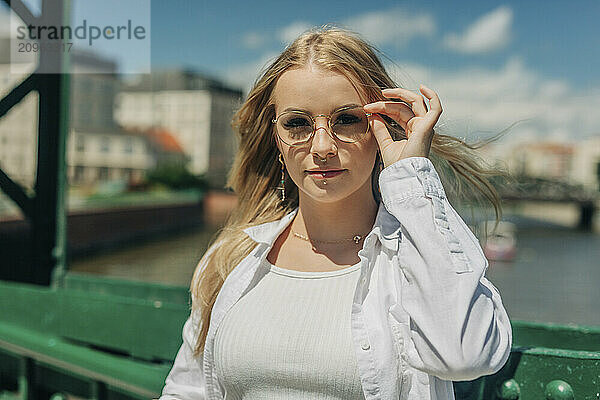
[159,156,513,400]
[214,259,365,399]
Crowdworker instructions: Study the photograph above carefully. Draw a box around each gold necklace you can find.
[291,231,365,245]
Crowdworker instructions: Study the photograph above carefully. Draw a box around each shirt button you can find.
[361,341,370,350]
[361,277,367,285]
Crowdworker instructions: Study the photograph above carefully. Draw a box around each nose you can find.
[310,117,337,157]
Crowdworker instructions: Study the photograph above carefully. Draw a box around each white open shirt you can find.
[159,156,513,400]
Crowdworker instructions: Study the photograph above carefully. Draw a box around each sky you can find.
[1,0,599,144]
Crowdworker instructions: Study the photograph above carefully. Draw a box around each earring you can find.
[277,153,286,201]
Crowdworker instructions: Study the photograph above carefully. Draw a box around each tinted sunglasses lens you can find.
[331,108,369,142]
[277,112,312,145]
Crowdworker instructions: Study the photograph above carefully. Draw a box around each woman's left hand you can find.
[363,84,442,168]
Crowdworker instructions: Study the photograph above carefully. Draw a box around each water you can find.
[69,206,600,328]
[482,215,600,327]
[69,227,219,286]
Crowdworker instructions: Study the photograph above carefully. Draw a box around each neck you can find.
[292,178,379,242]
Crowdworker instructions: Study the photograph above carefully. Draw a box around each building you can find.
[70,48,122,132]
[66,49,160,188]
[0,41,181,193]
[114,68,243,188]
[572,136,600,191]
[0,37,38,193]
[66,126,154,187]
[505,141,575,181]
[67,125,188,187]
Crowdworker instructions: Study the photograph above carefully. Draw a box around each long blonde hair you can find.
[190,25,512,357]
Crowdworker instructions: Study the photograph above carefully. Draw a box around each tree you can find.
[145,163,209,191]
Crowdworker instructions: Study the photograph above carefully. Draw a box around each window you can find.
[76,135,85,152]
[124,137,133,153]
[98,167,109,180]
[100,136,110,152]
[74,166,85,183]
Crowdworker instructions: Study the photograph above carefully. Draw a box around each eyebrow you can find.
[282,103,362,114]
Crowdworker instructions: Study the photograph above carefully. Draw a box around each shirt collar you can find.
[242,207,299,246]
[242,203,400,252]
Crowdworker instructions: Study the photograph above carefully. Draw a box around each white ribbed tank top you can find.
[214,257,366,399]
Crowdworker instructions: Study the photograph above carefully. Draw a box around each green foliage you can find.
[145,163,209,191]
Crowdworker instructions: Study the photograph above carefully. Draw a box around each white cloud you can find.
[224,51,600,143]
[241,32,268,50]
[278,21,312,45]
[384,55,600,144]
[246,7,436,51]
[444,5,513,54]
[225,11,599,145]
[222,51,280,96]
[240,22,312,51]
[340,7,436,48]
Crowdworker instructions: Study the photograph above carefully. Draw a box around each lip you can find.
[306,168,346,172]
[306,169,346,179]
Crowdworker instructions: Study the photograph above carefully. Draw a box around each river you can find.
[69,202,600,328]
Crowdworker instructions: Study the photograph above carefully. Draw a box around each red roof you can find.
[526,142,574,154]
[123,126,185,153]
[148,128,185,153]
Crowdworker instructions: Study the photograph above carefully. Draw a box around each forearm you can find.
[379,156,512,381]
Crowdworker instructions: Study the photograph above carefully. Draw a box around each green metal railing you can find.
[0,274,189,399]
[1,274,600,399]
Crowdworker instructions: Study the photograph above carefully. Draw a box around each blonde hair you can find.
[190,25,512,357]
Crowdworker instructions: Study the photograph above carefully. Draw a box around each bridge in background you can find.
[475,174,600,231]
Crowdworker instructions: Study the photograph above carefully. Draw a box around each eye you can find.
[282,116,311,129]
[333,113,361,125]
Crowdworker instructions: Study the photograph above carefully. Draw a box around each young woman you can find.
[159,26,512,400]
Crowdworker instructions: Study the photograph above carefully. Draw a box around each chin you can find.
[300,186,355,204]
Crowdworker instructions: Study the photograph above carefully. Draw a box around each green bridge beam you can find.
[0,0,71,286]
